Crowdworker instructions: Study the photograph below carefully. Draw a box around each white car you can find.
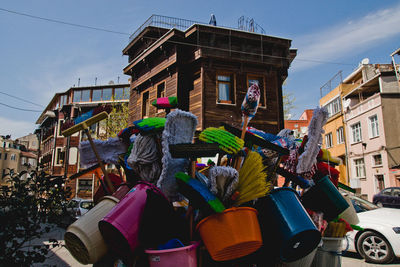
[344,193,400,264]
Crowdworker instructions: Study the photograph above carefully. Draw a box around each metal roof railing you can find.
[129,15,205,41]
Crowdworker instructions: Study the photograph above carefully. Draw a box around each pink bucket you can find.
[145,241,200,267]
[98,182,166,263]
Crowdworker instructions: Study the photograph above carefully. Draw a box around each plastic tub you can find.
[196,207,262,261]
[258,187,321,262]
[339,195,359,225]
[145,241,200,267]
[64,196,119,264]
[282,248,317,267]
[311,237,344,267]
[302,176,349,221]
[98,182,167,264]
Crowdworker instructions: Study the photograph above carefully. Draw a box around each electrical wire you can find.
[0,7,129,36]
[0,102,42,112]
[0,91,43,107]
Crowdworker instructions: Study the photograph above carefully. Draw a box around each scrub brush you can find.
[133,117,166,134]
[175,172,225,214]
[234,151,272,206]
[199,127,244,154]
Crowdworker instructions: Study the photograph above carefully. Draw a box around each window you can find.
[354,158,366,178]
[4,153,7,160]
[142,91,150,118]
[393,188,400,197]
[216,73,235,104]
[325,97,341,117]
[69,147,78,165]
[10,154,16,161]
[337,127,344,144]
[372,154,382,166]
[351,122,362,143]
[368,115,379,138]
[78,179,92,193]
[381,188,391,196]
[247,75,265,107]
[92,89,102,101]
[56,148,64,165]
[102,89,113,101]
[81,90,90,102]
[157,82,166,99]
[114,88,128,100]
[325,133,333,148]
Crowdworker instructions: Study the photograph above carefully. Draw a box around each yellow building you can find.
[319,80,356,185]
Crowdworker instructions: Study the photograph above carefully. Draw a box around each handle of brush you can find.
[84,127,115,193]
[234,116,249,170]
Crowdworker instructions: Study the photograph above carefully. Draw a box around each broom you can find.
[234,151,272,206]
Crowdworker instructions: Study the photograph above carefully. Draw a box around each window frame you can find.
[368,114,379,138]
[372,154,383,167]
[337,127,344,144]
[247,74,266,108]
[156,81,166,99]
[324,96,341,118]
[350,122,362,144]
[325,132,333,148]
[216,72,236,105]
[142,90,150,119]
[353,158,366,179]
[55,147,65,166]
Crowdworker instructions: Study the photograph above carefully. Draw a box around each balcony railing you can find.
[129,15,204,41]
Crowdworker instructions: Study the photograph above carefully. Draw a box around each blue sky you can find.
[1,0,400,138]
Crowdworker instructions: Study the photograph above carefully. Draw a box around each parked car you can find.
[66,198,94,220]
[343,192,400,264]
[373,187,400,208]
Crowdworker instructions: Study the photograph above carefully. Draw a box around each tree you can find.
[283,89,296,120]
[0,169,71,266]
[101,97,130,139]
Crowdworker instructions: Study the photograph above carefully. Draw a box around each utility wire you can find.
[0,91,43,107]
[0,7,130,36]
[0,102,42,112]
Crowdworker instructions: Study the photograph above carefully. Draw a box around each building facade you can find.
[36,83,130,199]
[284,109,314,138]
[342,63,400,200]
[123,15,296,134]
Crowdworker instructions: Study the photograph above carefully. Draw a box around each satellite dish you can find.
[361,58,370,65]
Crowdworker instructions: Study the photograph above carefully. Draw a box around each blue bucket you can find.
[258,187,321,262]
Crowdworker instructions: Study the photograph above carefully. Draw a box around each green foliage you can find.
[0,169,71,266]
[102,100,130,139]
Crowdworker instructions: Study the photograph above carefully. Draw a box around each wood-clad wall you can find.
[189,69,203,130]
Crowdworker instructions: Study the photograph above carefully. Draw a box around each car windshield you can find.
[349,195,378,213]
[80,201,93,209]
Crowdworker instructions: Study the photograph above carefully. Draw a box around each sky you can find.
[1,0,400,138]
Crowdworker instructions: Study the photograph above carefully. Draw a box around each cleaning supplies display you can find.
[62,97,358,267]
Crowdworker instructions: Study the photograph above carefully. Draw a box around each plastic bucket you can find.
[196,207,262,261]
[145,241,200,267]
[339,195,359,225]
[98,182,166,264]
[311,237,343,267]
[301,176,349,221]
[64,196,119,264]
[280,248,317,267]
[258,187,321,262]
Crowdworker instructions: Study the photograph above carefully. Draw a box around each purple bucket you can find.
[98,182,167,264]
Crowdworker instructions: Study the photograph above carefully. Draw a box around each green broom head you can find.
[175,172,225,213]
[133,117,166,134]
[199,127,244,154]
[234,151,272,206]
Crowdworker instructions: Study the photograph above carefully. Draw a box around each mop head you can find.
[199,127,244,154]
[158,109,198,201]
[127,134,162,184]
[208,166,239,202]
[235,151,271,206]
[79,137,127,168]
[133,117,166,134]
[175,172,225,214]
[241,83,260,121]
[152,96,178,109]
[296,107,328,174]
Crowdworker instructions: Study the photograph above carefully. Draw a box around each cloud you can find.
[291,3,400,71]
[0,117,36,139]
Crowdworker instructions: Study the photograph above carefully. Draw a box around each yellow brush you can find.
[234,151,272,206]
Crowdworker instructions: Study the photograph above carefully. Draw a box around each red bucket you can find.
[98,182,167,264]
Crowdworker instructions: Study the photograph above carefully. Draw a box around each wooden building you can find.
[123,15,296,133]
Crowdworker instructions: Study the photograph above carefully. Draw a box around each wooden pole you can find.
[234,116,249,170]
[83,127,115,193]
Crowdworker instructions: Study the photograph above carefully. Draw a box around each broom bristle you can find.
[235,151,272,205]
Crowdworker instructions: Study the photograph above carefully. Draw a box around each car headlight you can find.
[393,227,400,234]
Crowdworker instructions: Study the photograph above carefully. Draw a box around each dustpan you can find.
[157,109,197,201]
